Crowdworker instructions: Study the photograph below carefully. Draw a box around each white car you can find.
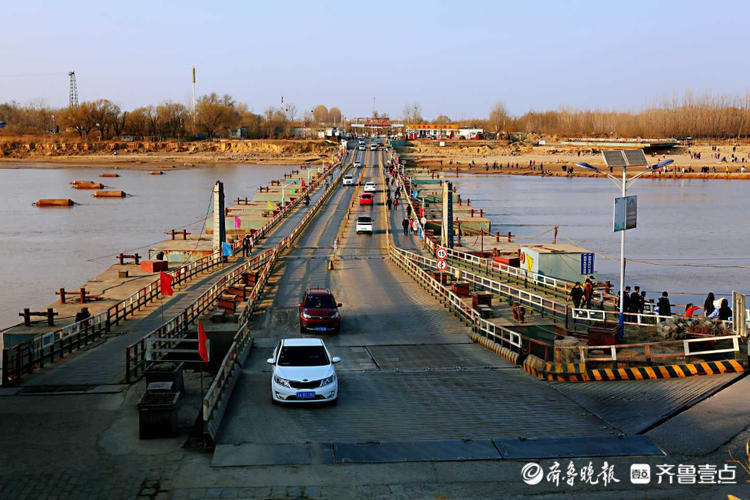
[363,182,377,192]
[353,161,362,168]
[370,143,378,151]
[268,338,340,404]
[356,216,373,234]
[342,174,355,186]
[358,145,365,151]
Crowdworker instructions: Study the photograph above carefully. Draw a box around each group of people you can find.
[570,280,734,322]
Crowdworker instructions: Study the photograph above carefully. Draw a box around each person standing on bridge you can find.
[402,217,409,235]
[386,198,392,211]
[569,282,584,309]
[657,291,672,316]
[242,235,251,257]
[582,278,593,309]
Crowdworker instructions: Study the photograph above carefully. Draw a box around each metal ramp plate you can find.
[334,439,501,464]
[493,436,663,459]
[211,443,334,467]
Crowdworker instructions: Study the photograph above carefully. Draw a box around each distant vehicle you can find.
[342,174,355,185]
[363,182,377,192]
[298,288,342,334]
[267,338,340,404]
[358,145,365,151]
[359,193,373,206]
[353,161,362,168]
[356,215,373,234]
[370,143,378,151]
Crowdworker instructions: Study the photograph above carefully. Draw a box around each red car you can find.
[298,288,342,334]
[359,193,373,206]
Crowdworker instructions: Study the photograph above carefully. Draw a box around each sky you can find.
[1,0,749,120]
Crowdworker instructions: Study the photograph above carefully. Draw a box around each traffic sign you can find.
[436,248,447,259]
[436,258,447,271]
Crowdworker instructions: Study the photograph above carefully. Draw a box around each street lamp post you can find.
[576,151,673,338]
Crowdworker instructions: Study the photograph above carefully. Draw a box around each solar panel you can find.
[602,149,648,167]
[623,149,648,166]
[602,150,627,167]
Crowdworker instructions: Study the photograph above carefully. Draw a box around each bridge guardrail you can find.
[389,246,742,366]
[2,157,342,385]
[201,157,349,442]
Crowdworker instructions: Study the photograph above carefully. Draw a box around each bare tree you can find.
[328,107,342,125]
[488,102,511,134]
[402,102,423,124]
[313,105,329,124]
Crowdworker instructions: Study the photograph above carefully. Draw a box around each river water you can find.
[448,174,750,310]
[1,167,747,330]
[0,165,294,329]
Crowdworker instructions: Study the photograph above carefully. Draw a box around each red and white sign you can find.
[436,248,447,259]
[436,258,448,271]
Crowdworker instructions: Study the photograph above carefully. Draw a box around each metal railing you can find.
[201,157,349,441]
[389,245,743,366]
[125,249,275,383]
[2,158,342,385]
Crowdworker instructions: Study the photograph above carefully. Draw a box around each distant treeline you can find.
[0,96,342,140]
[2,94,750,140]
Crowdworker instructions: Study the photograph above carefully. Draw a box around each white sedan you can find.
[363,182,377,192]
[353,161,362,168]
[356,216,373,234]
[268,338,340,404]
[342,174,355,186]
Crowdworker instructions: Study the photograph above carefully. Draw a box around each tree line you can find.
[4,93,750,139]
[0,96,343,140]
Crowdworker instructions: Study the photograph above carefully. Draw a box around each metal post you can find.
[618,166,626,339]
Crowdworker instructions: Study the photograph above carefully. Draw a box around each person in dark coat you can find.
[630,286,642,314]
[703,292,716,317]
[715,299,732,321]
[569,282,584,309]
[402,217,409,236]
[242,235,251,257]
[657,291,671,316]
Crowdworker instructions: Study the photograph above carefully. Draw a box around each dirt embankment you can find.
[400,139,750,179]
[0,136,337,168]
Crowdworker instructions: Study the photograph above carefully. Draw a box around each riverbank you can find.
[0,137,336,170]
[401,139,750,180]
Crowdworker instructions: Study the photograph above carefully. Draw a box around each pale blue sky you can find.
[1,0,748,119]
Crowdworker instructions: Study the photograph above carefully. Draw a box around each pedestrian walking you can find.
[408,218,414,235]
[242,235,251,257]
[402,217,409,236]
[582,278,593,309]
[407,204,412,217]
[657,291,671,316]
[569,282,584,309]
[386,198,392,211]
[703,292,716,317]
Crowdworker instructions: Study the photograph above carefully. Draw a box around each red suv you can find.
[298,288,342,334]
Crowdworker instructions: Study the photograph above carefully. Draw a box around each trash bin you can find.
[471,292,493,311]
[145,361,184,395]
[137,390,180,439]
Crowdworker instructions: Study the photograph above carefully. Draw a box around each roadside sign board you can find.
[613,195,637,232]
[436,248,447,259]
[436,258,447,271]
[580,253,595,275]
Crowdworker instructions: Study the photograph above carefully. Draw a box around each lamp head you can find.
[651,159,674,170]
[575,162,602,174]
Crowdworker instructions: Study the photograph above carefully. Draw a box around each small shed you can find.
[519,244,596,283]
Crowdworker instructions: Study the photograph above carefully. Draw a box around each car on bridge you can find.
[370,143,378,151]
[342,174,355,185]
[359,193,373,205]
[358,144,366,151]
[353,161,362,168]
[363,182,377,192]
[356,216,373,234]
[268,338,340,404]
[298,287,342,334]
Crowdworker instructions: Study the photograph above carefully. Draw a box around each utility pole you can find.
[192,67,197,133]
[68,72,78,108]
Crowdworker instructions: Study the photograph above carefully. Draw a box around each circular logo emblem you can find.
[521,463,544,485]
